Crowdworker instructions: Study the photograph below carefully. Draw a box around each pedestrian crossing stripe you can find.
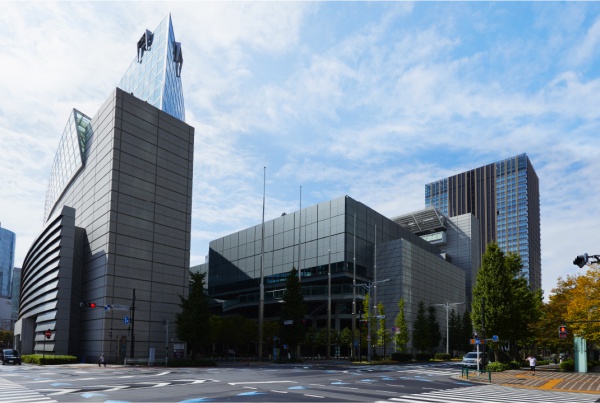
[398,369,458,376]
[0,378,57,403]
[386,385,599,403]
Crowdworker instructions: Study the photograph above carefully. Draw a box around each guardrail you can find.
[461,367,491,383]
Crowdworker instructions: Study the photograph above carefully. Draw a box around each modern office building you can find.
[208,195,465,354]
[0,225,16,299]
[391,208,480,305]
[15,13,194,362]
[10,267,21,322]
[425,154,541,290]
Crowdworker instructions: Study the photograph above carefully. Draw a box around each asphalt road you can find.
[0,361,470,402]
[2,361,597,403]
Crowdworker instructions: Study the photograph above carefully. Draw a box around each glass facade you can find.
[118,13,185,122]
[0,227,16,298]
[425,153,541,290]
[208,196,442,312]
[43,110,91,222]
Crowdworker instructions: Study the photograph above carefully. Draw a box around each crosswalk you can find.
[385,385,599,403]
[0,378,57,403]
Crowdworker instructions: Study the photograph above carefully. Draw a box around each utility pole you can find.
[355,278,390,363]
[130,289,136,359]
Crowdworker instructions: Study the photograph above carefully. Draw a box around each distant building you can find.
[16,14,194,361]
[10,267,21,321]
[0,225,16,299]
[425,154,541,290]
[391,208,480,305]
[207,195,465,354]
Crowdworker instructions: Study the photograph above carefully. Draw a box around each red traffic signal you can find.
[558,325,567,339]
[80,302,97,308]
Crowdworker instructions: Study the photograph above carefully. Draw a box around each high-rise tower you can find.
[17,14,194,360]
[0,225,15,299]
[425,154,541,290]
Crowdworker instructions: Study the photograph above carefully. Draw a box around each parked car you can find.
[462,351,487,368]
[1,349,22,365]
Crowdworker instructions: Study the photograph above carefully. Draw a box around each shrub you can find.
[415,353,431,362]
[390,353,412,362]
[486,361,509,372]
[508,361,522,369]
[434,353,451,361]
[22,355,78,365]
[560,359,575,372]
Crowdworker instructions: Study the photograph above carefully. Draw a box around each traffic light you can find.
[80,302,97,308]
[558,325,567,339]
[573,254,589,268]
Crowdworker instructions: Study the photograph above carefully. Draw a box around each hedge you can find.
[22,355,78,365]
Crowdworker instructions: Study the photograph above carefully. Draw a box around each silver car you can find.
[462,352,486,368]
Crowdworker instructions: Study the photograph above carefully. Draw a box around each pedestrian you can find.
[526,355,536,375]
[99,353,106,367]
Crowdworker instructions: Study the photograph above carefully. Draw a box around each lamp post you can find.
[433,302,464,356]
[355,278,390,363]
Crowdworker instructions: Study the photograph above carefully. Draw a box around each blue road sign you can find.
[124,316,130,324]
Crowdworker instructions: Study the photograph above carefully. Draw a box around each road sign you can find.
[492,335,499,342]
[124,316,130,324]
[470,338,486,345]
[44,329,52,339]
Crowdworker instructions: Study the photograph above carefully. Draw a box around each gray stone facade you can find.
[17,88,194,361]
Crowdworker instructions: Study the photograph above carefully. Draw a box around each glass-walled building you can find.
[208,196,466,353]
[425,153,541,290]
[0,226,16,299]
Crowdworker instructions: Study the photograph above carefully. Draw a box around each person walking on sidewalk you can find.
[526,355,536,375]
[99,354,106,367]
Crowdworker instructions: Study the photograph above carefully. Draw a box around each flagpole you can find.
[258,167,266,361]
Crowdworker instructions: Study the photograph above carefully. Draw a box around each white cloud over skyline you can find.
[1,2,599,300]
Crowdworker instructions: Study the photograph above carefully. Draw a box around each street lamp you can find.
[433,302,465,356]
[355,278,391,363]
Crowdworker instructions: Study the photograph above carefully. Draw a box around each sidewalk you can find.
[459,364,600,394]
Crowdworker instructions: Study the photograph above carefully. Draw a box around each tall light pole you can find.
[433,302,464,355]
[258,167,266,361]
[355,278,390,363]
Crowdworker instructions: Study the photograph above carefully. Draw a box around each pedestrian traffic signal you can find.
[558,325,567,339]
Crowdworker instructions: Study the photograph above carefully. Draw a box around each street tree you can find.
[175,271,212,360]
[471,243,542,361]
[394,298,410,352]
[280,267,307,358]
[376,302,391,357]
[533,277,574,354]
[412,301,430,353]
[448,309,461,356]
[427,305,442,355]
[341,327,353,357]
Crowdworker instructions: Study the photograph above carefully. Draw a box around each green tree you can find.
[461,310,473,352]
[412,301,430,353]
[376,302,391,358]
[394,298,410,352]
[471,244,542,361]
[280,267,307,357]
[427,305,442,354]
[341,327,354,357]
[448,309,461,356]
[175,271,212,360]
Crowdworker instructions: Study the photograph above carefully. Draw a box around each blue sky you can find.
[1,2,599,300]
